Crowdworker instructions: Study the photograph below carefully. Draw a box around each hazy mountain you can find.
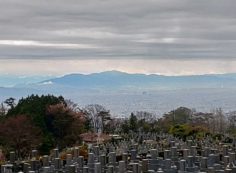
[0,87,44,101]
[36,71,236,90]
[0,75,54,87]
[2,71,236,116]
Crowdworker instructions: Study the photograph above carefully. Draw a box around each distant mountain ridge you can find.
[0,75,53,87]
[36,70,236,90]
[2,71,236,116]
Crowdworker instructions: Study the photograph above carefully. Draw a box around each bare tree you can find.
[65,99,81,112]
[209,108,227,134]
[0,102,6,116]
[83,104,111,133]
[226,111,236,132]
[134,111,157,122]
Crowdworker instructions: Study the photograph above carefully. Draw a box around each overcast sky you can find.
[0,0,236,75]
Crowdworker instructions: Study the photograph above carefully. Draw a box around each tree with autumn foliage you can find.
[4,95,87,154]
[7,94,66,129]
[0,115,42,158]
[45,103,86,149]
[6,95,67,153]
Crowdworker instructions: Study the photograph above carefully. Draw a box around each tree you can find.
[215,108,227,134]
[159,107,192,132]
[103,119,119,133]
[129,113,138,132]
[169,124,191,139]
[7,94,66,129]
[169,124,209,140]
[208,108,227,134]
[83,104,111,133]
[6,94,66,154]
[135,111,156,122]
[227,111,236,135]
[0,115,42,158]
[121,119,130,133]
[65,99,82,112]
[0,103,6,117]
[133,111,159,133]
[45,103,86,149]
[4,97,15,109]
[228,111,236,127]
[120,113,160,133]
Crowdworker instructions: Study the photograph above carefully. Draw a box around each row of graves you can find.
[1,133,236,173]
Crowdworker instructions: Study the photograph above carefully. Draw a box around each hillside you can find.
[2,71,236,116]
[35,71,236,90]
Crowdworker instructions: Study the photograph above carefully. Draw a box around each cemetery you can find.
[1,96,236,172]
[1,133,236,173]
[0,0,236,172]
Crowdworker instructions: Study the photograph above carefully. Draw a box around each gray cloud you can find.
[0,0,236,61]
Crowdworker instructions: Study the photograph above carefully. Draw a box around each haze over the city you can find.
[1,0,236,117]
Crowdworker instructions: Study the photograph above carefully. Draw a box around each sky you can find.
[0,0,236,76]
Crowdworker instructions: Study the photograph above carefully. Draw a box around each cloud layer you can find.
[0,0,236,74]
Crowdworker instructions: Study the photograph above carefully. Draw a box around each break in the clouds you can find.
[0,0,236,75]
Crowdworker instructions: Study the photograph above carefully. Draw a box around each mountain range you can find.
[1,71,236,116]
[29,70,236,91]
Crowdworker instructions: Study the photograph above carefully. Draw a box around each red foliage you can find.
[45,103,86,148]
[0,115,42,158]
